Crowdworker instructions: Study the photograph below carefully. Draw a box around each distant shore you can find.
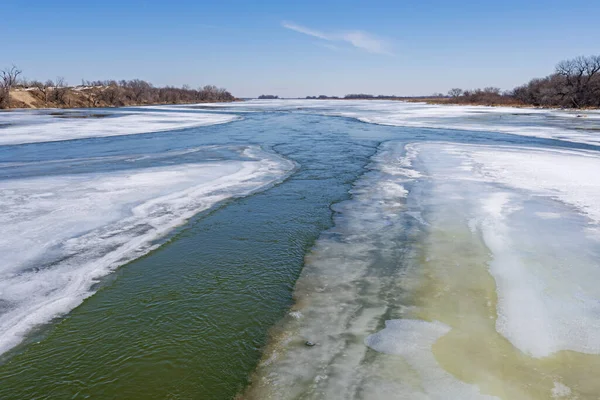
[0,71,236,110]
[253,97,600,111]
[400,97,586,110]
[399,97,598,110]
[5,92,598,112]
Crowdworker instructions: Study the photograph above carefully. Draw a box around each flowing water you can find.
[1,102,600,399]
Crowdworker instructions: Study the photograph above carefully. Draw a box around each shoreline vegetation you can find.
[299,55,600,109]
[0,67,235,110]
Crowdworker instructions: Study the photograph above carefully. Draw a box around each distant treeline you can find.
[511,55,600,108]
[441,56,599,107]
[0,66,235,109]
[306,95,340,99]
[258,95,279,99]
[304,55,600,108]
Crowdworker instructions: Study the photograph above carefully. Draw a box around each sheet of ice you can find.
[194,99,600,146]
[0,146,294,355]
[0,110,239,145]
[247,139,600,399]
[450,145,600,223]
[416,142,600,358]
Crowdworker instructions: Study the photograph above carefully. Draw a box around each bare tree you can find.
[99,83,124,106]
[1,65,22,89]
[51,77,70,106]
[126,79,153,103]
[1,65,23,108]
[555,55,600,107]
[483,87,501,95]
[448,88,463,98]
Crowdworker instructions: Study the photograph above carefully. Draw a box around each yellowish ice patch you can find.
[413,223,600,399]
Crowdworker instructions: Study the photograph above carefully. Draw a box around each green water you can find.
[0,114,378,399]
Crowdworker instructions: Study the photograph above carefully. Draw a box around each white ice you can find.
[456,145,600,223]
[0,146,294,355]
[0,110,239,145]
[414,142,600,357]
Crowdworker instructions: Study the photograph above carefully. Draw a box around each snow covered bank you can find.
[0,146,294,356]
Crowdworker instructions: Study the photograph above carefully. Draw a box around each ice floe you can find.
[0,146,294,355]
[0,110,239,145]
[419,143,600,358]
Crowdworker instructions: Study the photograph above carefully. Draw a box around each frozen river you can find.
[1,101,599,399]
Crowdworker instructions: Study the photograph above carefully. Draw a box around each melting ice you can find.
[0,146,294,355]
[245,141,600,399]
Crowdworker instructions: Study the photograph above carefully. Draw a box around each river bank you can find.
[0,77,238,111]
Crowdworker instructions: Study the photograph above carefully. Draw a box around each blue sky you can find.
[3,0,599,97]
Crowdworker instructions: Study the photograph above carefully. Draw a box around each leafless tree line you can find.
[447,55,600,108]
[1,68,235,109]
[444,86,517,105]
[513,55,600,108]
[76,80,234,106]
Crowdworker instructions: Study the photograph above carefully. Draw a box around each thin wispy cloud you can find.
[281,21,393,55]
[282,22,329,40]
